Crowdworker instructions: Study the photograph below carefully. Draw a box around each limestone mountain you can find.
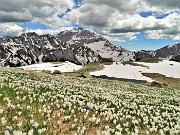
[0,28,179,67]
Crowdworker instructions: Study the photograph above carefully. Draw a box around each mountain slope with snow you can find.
[57,28,135,62]
[0,28,179,67]
[0,30,102,66]
[0,33,65,66]
[155,43,180,59]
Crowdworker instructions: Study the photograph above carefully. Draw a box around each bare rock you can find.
[151,81,167,87]
[52,70,62,74]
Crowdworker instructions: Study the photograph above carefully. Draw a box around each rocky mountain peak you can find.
[57,28,104,45]
[21,32,39,37]
[57,28,135,62]
[0,36,12,44]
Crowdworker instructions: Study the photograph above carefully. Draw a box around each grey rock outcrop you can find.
[170,54,180,62]
[0,33,64,67]
[134,50,156,61]
[0,30,102,66]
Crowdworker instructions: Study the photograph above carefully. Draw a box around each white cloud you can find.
[0,0,180,41]
[65,0,180,41]
[33,15,71,28]
[0,0,75,37]
[66,4,115,26]
[0,0,74,26]
[0,23,74,38]
[145,0,180,11]
[145,13,180,40]
[0,23,23,37]
[23,27,74,36]
[84,0,147,14]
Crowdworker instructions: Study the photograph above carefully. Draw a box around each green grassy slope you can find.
[0,67,179,135]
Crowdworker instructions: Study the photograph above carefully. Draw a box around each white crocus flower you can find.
[28,129,34,135]
[1,117,7,125]
[0,108,3,114]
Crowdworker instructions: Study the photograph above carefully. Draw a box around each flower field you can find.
[0,67,179,135]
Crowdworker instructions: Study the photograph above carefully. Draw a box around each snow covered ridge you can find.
[0,30,102,66]
[91,60,180,82]
[19,61,82,73]
[0,28,180,67]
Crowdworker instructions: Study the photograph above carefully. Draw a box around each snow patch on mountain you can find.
[91,60,180,82]
[91,62,154,82]
[20,61,82,73]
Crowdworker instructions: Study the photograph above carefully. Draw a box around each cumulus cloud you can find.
[0,10,32,23]
[145,13,180,40]
[0,0,74,37]
[84,0,147,14]
[0,0,74,25]
[145,0,180,10]
[109,13,171,33]
[0,23,76,38]
[65,0,180,40]
[0,0,180,41]
[66,4,115,27]
[23,27,75,36]
[0,23,23,37]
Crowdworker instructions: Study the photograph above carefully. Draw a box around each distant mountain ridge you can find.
[0,28,179,67]
[155,43,180,60]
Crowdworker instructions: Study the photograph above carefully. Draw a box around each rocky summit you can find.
[0,28,179,67]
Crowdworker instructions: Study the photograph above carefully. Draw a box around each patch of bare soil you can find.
[142,73,180,88]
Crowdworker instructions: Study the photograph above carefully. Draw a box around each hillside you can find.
[0,66,179,134]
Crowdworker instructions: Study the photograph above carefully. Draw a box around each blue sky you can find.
[114,11,180,50]
[0,0,179,50]
[115,32,179,50]
[139,11,169,19]
[19,23,50,30]
[115,37,179,51]
[19,10,179,51]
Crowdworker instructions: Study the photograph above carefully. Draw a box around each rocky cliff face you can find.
[0,36,11,44]
[0,38,3,44]
[57,28,103,65]
[0,33,64,66]
[134,50,156,61]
